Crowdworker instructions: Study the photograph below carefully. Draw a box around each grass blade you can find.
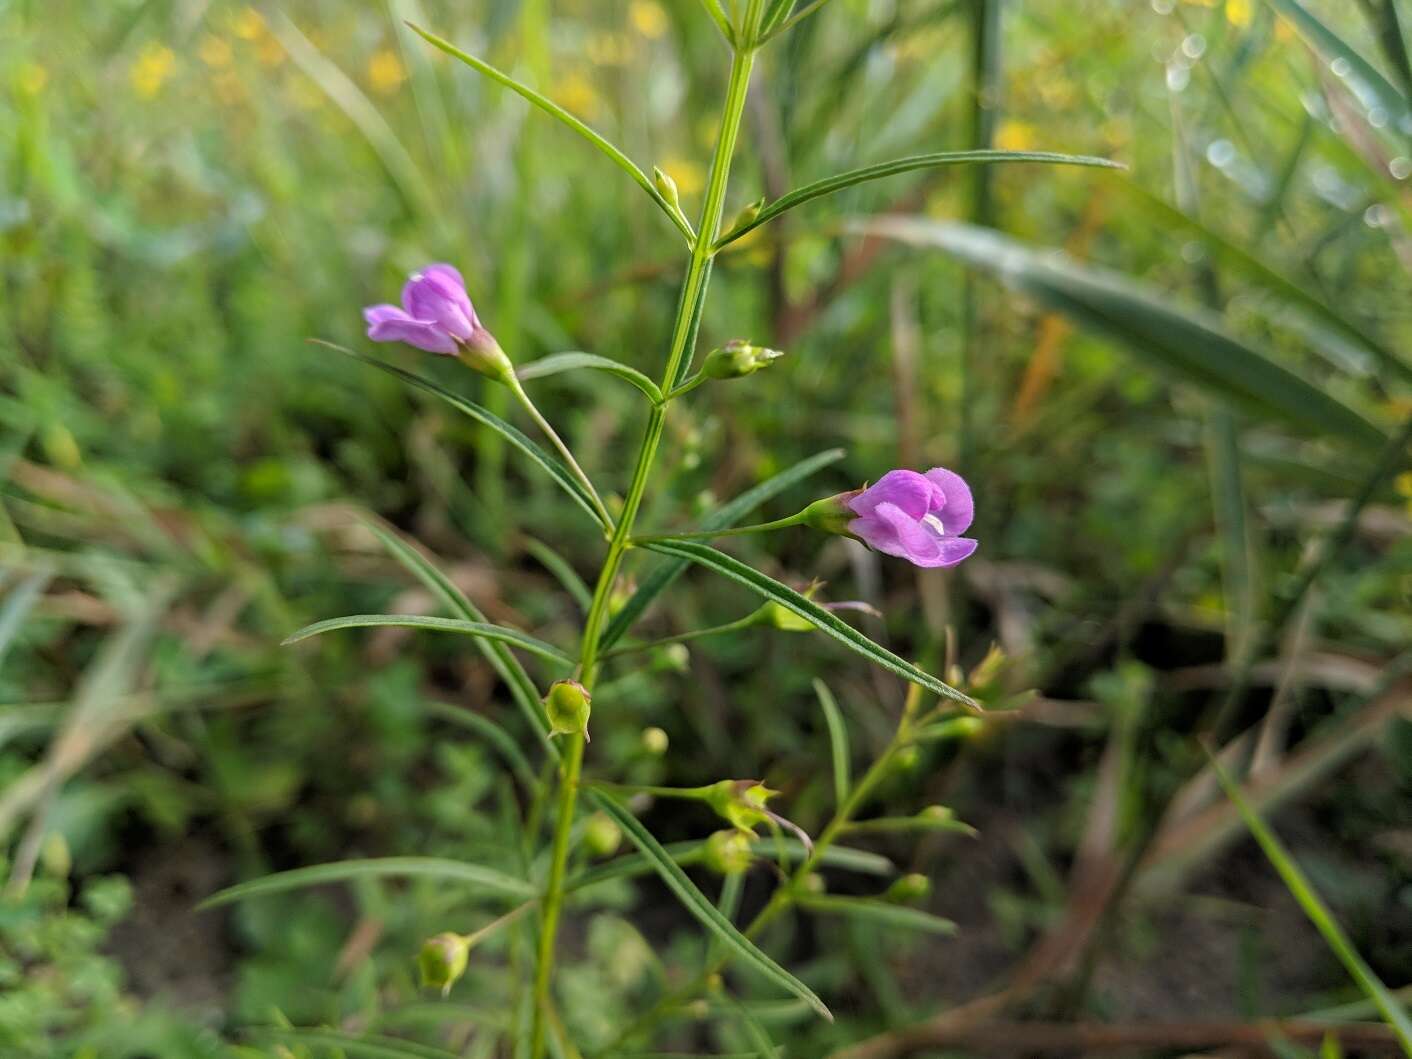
[283,613,573,665]
[1213,757,1412,1054]
[587,792,833,1021]
[600,448,846,649]
[518,352,664,405]
[247,1028,463,1059]
[856,220,1389,450]
[320,342,609,530]
[812,678,851,809]
[794,894,958,936]
[642,541,980,710]
[200,857,537,909]
[364,521,556,756]
[716,150,1122,248]
[407,23,693,242]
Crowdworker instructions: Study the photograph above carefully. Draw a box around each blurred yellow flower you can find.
[630,0,669,39]
[231,7,265,40]
[369,49,407,94]
[661,157,705,197]
[552,72,602,119]
[1395,472,1412,499]
[1225,0,1253,26]
[587,32,630,66]
[131,44,176,99]
[995,120,1037,152]
[199,35,233,68]
[17,61,48,96]
[256,35,285,66]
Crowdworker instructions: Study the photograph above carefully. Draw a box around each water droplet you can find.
[1368,106,1389,128]
[1167,63,1191,92]
[1181,33,1206,60]
[1206,139,1236,168]
[1364,203,1389,228]
[1390,156,1411,180]
[1151,0,1174,12]
[1330,57,1351,77]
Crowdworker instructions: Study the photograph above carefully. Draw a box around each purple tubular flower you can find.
[846,467,978,568]
[364,264,488,356]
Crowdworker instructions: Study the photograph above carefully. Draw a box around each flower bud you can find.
[885,872,932,903]
[705,779,775,832]
[755,600,814,633]
[641,726,669,755]
[584,811,623,858]
[891,746,920,772]
[653,166,682,211]
[608,576,638,618]
[801,871,826,894]
[544,679,592,741]
[722,196,765,240]
[703,829,754,875]
[702,339,785,381]
[967,643,1007,692]
[418,932,470,996]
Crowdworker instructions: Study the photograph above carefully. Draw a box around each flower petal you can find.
[401,264,479,342]
[364,305,459,354]
[869,501,949,565]
[847,469,934,521]
[924,467,974,535]
[913,535,978,569]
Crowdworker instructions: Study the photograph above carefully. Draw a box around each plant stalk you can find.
[528,32,759,1057]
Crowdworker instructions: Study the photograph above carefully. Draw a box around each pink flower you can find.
[363,264,490,356]
[846,468,977,568]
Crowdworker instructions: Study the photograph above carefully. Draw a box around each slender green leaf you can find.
[407,24,694,241]
[642,541,979,710]
[847,812,977,837]
[1123,183,1412,384]
[717,150,1121,247]
[364,521,556,757]
[248,1028,462,1059]
[201,857,537,909]
[0,570,50,670]
[1264,0,1412,130]
[283,613,573,665]
[794,894,957,935]
[601,448,846,649]
[587,793,833,1021]
[566,836,892,892]
[518,352,663,404]
[1213,758,1412,1054]
[319,343,608,529]
[811,678,851,809]
[857,220,1388,450]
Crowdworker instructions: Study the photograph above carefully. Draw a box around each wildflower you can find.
[368,49,406,95]
[363,264,513,382]
[806,467,977,569]
[131,44,176,99]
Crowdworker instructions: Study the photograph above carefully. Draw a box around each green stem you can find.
[599,612,761,659]
[528,35,759,1059]
[664,371,708,401]
[631,512,804,544]
[509,376,615,532]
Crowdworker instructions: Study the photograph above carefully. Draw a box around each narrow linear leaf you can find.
[364,521,556,757]
[283,613,573,665]
[588,792,834,1021]
[1264,0,1412,130]
[718,150,1122,247]
[248,1029,462,1059]
[0,570,50,670]
[566,836,893,892]
[407,24,693,241]
[857,220,1388,450]
[518,352,663,404]
[643,541,979,710]
[812,678,851,809]
[847,813,978,837]
[1213,758,1412,1054]
[795,894,957,936]
[1123,183,1412,384]
[319,342,608,529]
[601,448,846,649]
[201,857,536,909]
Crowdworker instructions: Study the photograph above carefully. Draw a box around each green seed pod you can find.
[544,679,592,741]
[885,872,932,903]
[722,196,765,239]
[706,779,774,832]
[703,829,754,875]
[583,811,623,858]
[702,339,785,380]
[418,932,470,996]
[641,726,669,755]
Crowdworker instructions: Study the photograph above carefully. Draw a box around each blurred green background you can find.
[3,0,1412,1055]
